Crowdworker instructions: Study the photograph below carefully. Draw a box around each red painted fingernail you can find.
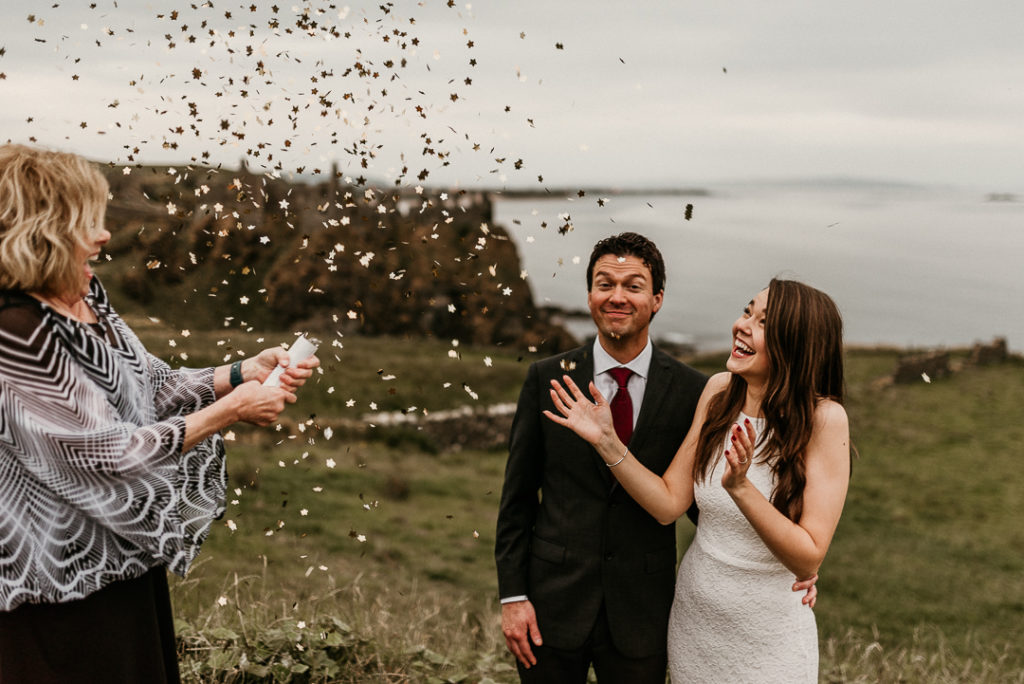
[730,435,736,442]
[744,418,750,424]
[724,449,730,456]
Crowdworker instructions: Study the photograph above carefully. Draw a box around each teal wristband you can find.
[229,360,245,387]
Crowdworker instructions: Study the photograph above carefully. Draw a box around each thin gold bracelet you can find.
[607,447,628,468]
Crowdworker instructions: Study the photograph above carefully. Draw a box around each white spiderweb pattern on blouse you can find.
[0,278,225,610]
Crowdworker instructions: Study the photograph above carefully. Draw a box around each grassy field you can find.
[133,318,1024,682]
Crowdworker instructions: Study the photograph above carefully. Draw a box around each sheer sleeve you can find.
[0,292,226,610]
[147,352,217,420]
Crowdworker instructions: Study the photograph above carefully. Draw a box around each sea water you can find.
[493,181,1024,353]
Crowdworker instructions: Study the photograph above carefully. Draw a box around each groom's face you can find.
[587,254,663,346]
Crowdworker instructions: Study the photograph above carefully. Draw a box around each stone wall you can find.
[891,337,1011,384]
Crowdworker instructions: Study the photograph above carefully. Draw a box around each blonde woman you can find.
[0,144,319,683]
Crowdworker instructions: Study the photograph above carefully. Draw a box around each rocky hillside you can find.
[99,163,576,352]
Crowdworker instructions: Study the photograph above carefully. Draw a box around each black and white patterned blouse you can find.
[0,278,226,611]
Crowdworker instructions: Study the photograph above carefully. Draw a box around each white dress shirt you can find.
[591,336,653,428]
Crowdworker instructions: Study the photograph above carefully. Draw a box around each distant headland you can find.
[98,162,577,352]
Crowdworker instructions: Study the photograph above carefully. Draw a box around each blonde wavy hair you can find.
[0,144,109,297]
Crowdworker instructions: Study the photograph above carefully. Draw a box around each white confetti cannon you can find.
[263,335,319,387]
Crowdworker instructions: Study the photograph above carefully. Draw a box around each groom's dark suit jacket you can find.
[495,343,707,658]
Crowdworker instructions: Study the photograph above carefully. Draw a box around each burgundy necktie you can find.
[608,367,634,445]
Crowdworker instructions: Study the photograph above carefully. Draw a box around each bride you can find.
[544,278,850,682]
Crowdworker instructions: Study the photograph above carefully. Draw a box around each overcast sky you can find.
[2,1,1022,190]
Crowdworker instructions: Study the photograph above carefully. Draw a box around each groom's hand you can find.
[792,574,819,608]
[502,599,542,668]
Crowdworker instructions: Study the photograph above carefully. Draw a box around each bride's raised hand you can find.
[722,418,757,491]
[542,374,615,447]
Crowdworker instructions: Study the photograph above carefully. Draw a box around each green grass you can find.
[824,355,1024,658]
[154,334,1024,682]
[183,443,506,604]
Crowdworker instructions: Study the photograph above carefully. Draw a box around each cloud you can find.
[3,0,1022,186]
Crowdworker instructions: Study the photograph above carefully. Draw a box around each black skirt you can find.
[0,566,180,683]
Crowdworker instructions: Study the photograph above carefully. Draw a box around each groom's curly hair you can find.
[586,232,666,295]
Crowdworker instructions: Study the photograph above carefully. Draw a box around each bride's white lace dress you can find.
[668,414,817,683]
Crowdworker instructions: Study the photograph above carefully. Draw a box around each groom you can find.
[495,232,707,682]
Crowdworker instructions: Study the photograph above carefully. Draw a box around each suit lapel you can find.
[631,346,673,457]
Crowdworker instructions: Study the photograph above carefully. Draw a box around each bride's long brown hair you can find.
[692,279,845,521]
